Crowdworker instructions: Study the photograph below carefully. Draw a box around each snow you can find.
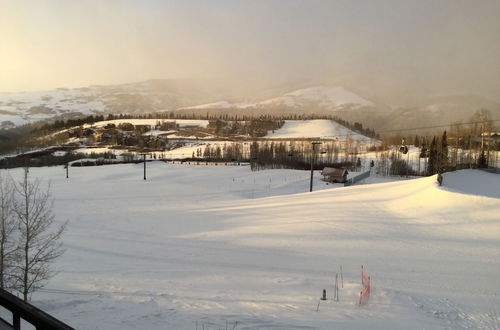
[182,101,251,110]
[141,130,176,136]
[52,151,68,157]
[180,86,376,111]
[2,165,499,330]
[266,120,375,142]
[0,89,104,126]
[261,86,376,109]
[440,169,500,199]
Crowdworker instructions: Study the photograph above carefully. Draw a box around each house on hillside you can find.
[134,124,151,134]
[472,132,500,144]
[486,132,500,144]
[321,167,348,183]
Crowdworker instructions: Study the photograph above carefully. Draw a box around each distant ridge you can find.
[179,86,376,111]
[0,79,498,132]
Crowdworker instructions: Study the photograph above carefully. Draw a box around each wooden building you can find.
[321,167,348,183]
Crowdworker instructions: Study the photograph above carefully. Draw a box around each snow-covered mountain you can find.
[179,86,376,112]
[1,80,498,132]
[0,79,220,128]
[0,88,102,129]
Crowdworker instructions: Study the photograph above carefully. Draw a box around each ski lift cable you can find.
[375,119,500,134]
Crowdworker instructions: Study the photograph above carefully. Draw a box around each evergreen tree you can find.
[439,131,448,172]
[414,135,420,148]
[356,157,362,171]
[477,150,487,168]
[427,137,438,175]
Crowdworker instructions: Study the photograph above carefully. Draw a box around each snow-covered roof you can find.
[321,167,348,176]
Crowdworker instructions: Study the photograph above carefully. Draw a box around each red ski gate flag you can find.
[359,266,371,306]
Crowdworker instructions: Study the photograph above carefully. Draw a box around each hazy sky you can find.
[1,0,499,102]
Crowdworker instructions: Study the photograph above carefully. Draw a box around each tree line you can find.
[197,141,359,171]
[29,113,378,139]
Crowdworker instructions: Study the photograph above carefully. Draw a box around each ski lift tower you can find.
[139,153,149,180]
[310,142,323,192]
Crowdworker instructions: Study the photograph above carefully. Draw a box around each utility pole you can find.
[407,151,410,178]
[481,124,484,151]
[310,142,322,192]
[140,153,148,180]
[65,163,69,179]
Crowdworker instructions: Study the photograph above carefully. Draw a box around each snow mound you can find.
[442,169,500,199]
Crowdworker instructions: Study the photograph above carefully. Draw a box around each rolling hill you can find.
[1,80,498,133]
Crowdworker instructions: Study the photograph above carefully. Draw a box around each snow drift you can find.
[2,165,498,330]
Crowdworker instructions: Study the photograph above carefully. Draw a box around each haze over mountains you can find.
[0,79,499,132]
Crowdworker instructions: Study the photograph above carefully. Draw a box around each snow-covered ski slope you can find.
[266,119,374,141]
[5,165,499,330]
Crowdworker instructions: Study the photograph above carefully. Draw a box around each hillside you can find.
[0,80,220,128]
[179,86,376,112]
[1,80,499,133]
[379,95,500,132]
[4,165,498,329]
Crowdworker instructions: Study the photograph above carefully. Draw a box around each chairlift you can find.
[399,145,409,154]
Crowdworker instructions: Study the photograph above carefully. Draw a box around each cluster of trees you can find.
[32,115,107,133]
[2,110,381,159]
[197,141,358,171]
[28,112,378,138]
[377,109,499,176]
[248,141,355,171]
[0,152,84,169]
[207,119,285,137]
[197,143,244,161]
[426,131,449,175]
[375,129,497,178]
[348,121,378,139]
[0,169,65,301]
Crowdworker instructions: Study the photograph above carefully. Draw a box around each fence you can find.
[359,266,371,306]
[344,170,371,186]
[0,289,74,329]
[166,160,247,166]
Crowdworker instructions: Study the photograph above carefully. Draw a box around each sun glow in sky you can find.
[1,0,499,101]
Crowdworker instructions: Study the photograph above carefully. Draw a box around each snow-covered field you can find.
[3,165,499,329]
